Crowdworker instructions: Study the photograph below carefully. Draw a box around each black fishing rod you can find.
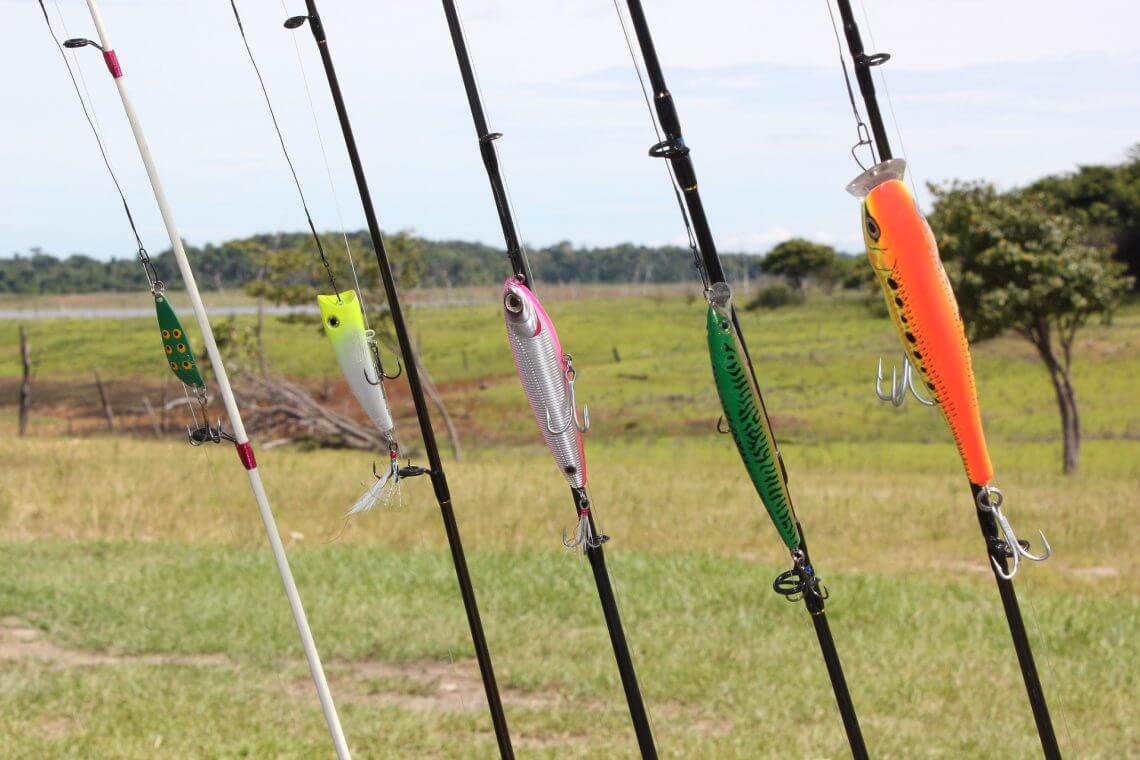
[282,3,513,757]
[617,1,867,757]
[439,2,657,757]
[830,2,1060,756]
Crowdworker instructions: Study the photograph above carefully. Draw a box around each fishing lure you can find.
[319,290,400,514]
[155,291,231,445]
[502,277,600,549]
[706,283,801,551]
[850,159,990,481]
[849,159,1050,577]
[155,293,204,391]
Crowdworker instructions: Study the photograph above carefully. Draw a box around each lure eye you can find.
[172,328,183,339]
[866,215,881,242]
[327,316,340,328]
[504,292,524,315]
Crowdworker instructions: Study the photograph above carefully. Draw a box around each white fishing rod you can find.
[60,1,349,756]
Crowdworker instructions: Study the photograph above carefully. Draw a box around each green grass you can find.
[1,540,1135,758]
[0,293,1137,756]
[0,433,1136,757]
[4,294,1140,446]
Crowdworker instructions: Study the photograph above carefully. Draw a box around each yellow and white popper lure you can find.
[319,290,400,514]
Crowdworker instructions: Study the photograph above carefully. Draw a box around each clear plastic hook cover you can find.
[846,158,908,198]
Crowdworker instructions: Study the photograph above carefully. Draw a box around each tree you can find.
[929,182,1132,474]
[1025,144,1140,290]
[836,253,875,291]
[761,238,840,291]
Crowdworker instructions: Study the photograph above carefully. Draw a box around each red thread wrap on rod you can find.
[235,441,257,470]
[103,50,122,78]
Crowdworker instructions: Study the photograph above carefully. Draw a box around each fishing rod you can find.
[280,2,514,756]
[826,2,1060,757]
[228,0,405,516]
[614,1,867,756]
[439,2,657,757]
[44,1,349,756]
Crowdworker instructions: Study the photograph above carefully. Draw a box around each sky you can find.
[3,0,1139,261]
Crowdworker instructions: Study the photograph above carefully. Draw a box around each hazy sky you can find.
[5,0,1138,261]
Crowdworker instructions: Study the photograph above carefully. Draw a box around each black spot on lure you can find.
[706,283,800,549]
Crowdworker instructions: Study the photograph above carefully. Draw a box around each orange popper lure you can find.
[848,159,1050,579]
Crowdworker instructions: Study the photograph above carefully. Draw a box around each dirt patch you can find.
[0,616,229,668]
[301,658,564,715]
[0,617,720,742]
[0,616,568,717]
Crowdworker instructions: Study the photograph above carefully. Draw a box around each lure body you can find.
[851,160,993,486]
[318,290,395,442]
[155,294,204,388]
[319,290,399,514]
[503,278,587,489]
[706,285,800,549]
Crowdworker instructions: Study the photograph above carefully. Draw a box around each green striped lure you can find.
[706,283,801,550]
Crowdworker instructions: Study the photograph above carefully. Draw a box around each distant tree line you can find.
[4,148,1137,298]
[0,233,775,295]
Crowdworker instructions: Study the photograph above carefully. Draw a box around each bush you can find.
[745,283,805,310]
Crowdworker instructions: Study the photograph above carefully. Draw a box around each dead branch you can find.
[236,375,384,451]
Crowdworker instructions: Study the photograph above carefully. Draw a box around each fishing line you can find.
[854,0,923,205]
[274,1,406,512]
[824,0,876,170]
[278,0,372,323]
[40,0,209,443]
[54,0,106,150]
[230,0,340,299]
[610,0,705,289]
[38,0,155,289]
[452,0,533,272]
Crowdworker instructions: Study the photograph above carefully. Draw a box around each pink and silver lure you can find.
[503,277,601,549]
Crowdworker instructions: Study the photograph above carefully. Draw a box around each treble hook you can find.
[187,420,236,446]
[371,339,402,381]
[363,337,401,385]
[545,355,590,434]
[562,495,609,551]
[875,355,935,407]
[976,487,1052,580]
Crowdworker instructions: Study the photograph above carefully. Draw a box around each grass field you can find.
[1,292,1137,757]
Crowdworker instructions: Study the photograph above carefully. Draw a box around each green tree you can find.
[1026,144,1140,289]
[761,238,840,291]
[836,253,875,291]
[243,238,321,310]
[929,182,1132,474]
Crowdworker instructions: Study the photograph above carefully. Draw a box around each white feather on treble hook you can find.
[347,465,395,516]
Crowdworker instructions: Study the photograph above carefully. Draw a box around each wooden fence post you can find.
[94,369,115,433]
[18,324,31,436]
